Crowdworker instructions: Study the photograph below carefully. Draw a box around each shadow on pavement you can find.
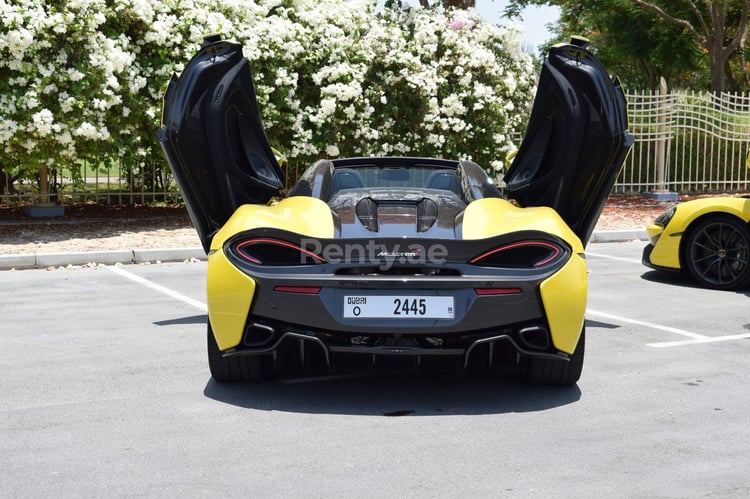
[640,270,700,289]
[203,369,582,416]
[641,270,750,296]
[154,314,208,327]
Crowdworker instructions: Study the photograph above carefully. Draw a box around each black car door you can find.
[503,37,634,246]
[158,36,284,252]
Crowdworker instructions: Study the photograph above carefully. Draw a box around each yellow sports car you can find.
[643,196,750,290]
[158,35,633,384]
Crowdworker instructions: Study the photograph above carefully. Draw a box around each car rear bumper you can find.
[220,322,574,374]
[207,230,587,359]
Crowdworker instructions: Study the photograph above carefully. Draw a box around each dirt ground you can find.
[0,195,722,255]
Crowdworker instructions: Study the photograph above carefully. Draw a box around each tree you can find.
[634,0,749,94]
[505,0,749,93]
[555,0,705,90]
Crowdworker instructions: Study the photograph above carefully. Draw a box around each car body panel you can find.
[210,197,336,251]
[504,39,634,245]
[206,228,580,354]
[206,249,257,350]
[644,197,750,270]
[461,197,584,253]
[539,253,587,353]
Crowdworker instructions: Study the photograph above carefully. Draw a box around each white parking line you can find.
[106,263,745,350]
[587,308,750,348]
[646,333,750,348]
[585,251,642,265]
[105,264,207,312]
[586,251,749,347]
[586,308,708,340]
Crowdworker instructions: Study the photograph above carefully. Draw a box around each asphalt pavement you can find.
[2,241,749,497]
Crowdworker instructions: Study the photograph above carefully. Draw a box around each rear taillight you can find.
[470,241,564,268]
[233,238,326,265]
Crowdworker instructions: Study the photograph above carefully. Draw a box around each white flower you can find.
[56,130,73,145]
[0,119,18,144]
[319,98,337,118]
[73,122,99,139]
[68,69,85,82]
[0,0,535,183]
[30,109,54,136]
[441,94,466,117]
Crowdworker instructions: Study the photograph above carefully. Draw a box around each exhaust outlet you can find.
[517,325,550,351]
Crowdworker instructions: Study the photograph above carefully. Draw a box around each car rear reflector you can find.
[474,288,523,296]
[273,285,322,294]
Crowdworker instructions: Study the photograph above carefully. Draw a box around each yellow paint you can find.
[206,196,334,350]
[462,198,587,354]
[204,195,595,354]
[539,254,587,354]
[206,250,257,350]
[210,196,335,250]
[462,198,584,253]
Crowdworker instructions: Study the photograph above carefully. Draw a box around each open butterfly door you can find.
[504,37,634,246]
[157,35,284,252]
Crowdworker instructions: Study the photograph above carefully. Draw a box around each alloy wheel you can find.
[686,216,750,290]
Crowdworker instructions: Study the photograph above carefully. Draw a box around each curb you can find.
[0,247,206,270]
[588,229,648,243]
[0,230,649,270]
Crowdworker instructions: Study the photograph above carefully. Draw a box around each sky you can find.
[375,0,562,50]
[474,1,561,49]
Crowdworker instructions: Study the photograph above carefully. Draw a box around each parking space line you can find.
[647,333,750,348]
[104,264,744,350]
[585,251,641,265]
[105,264,207,312]
[587,308,708,340]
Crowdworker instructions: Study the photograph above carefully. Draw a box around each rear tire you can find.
[519,327,585,386]
[207,323,270,383]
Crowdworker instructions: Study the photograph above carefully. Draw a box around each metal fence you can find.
[3,89,750,206]
[0,159,184,206]
[618,87,750,194]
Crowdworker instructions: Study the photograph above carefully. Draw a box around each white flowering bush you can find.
[0,0,536,197]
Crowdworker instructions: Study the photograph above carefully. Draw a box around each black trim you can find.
[504,39,634,246]
[158,37,283,252]
[220,322,570,369]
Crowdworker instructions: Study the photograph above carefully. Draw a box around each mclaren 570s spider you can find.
[158,35,633,385]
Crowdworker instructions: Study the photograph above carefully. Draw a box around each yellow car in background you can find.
[643,196,750,290]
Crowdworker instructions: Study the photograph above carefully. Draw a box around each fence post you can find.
[643,77,678,201]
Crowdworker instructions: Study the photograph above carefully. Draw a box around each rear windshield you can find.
[333,166,460,192]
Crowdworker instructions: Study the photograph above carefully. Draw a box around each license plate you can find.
[343,295,454,319]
